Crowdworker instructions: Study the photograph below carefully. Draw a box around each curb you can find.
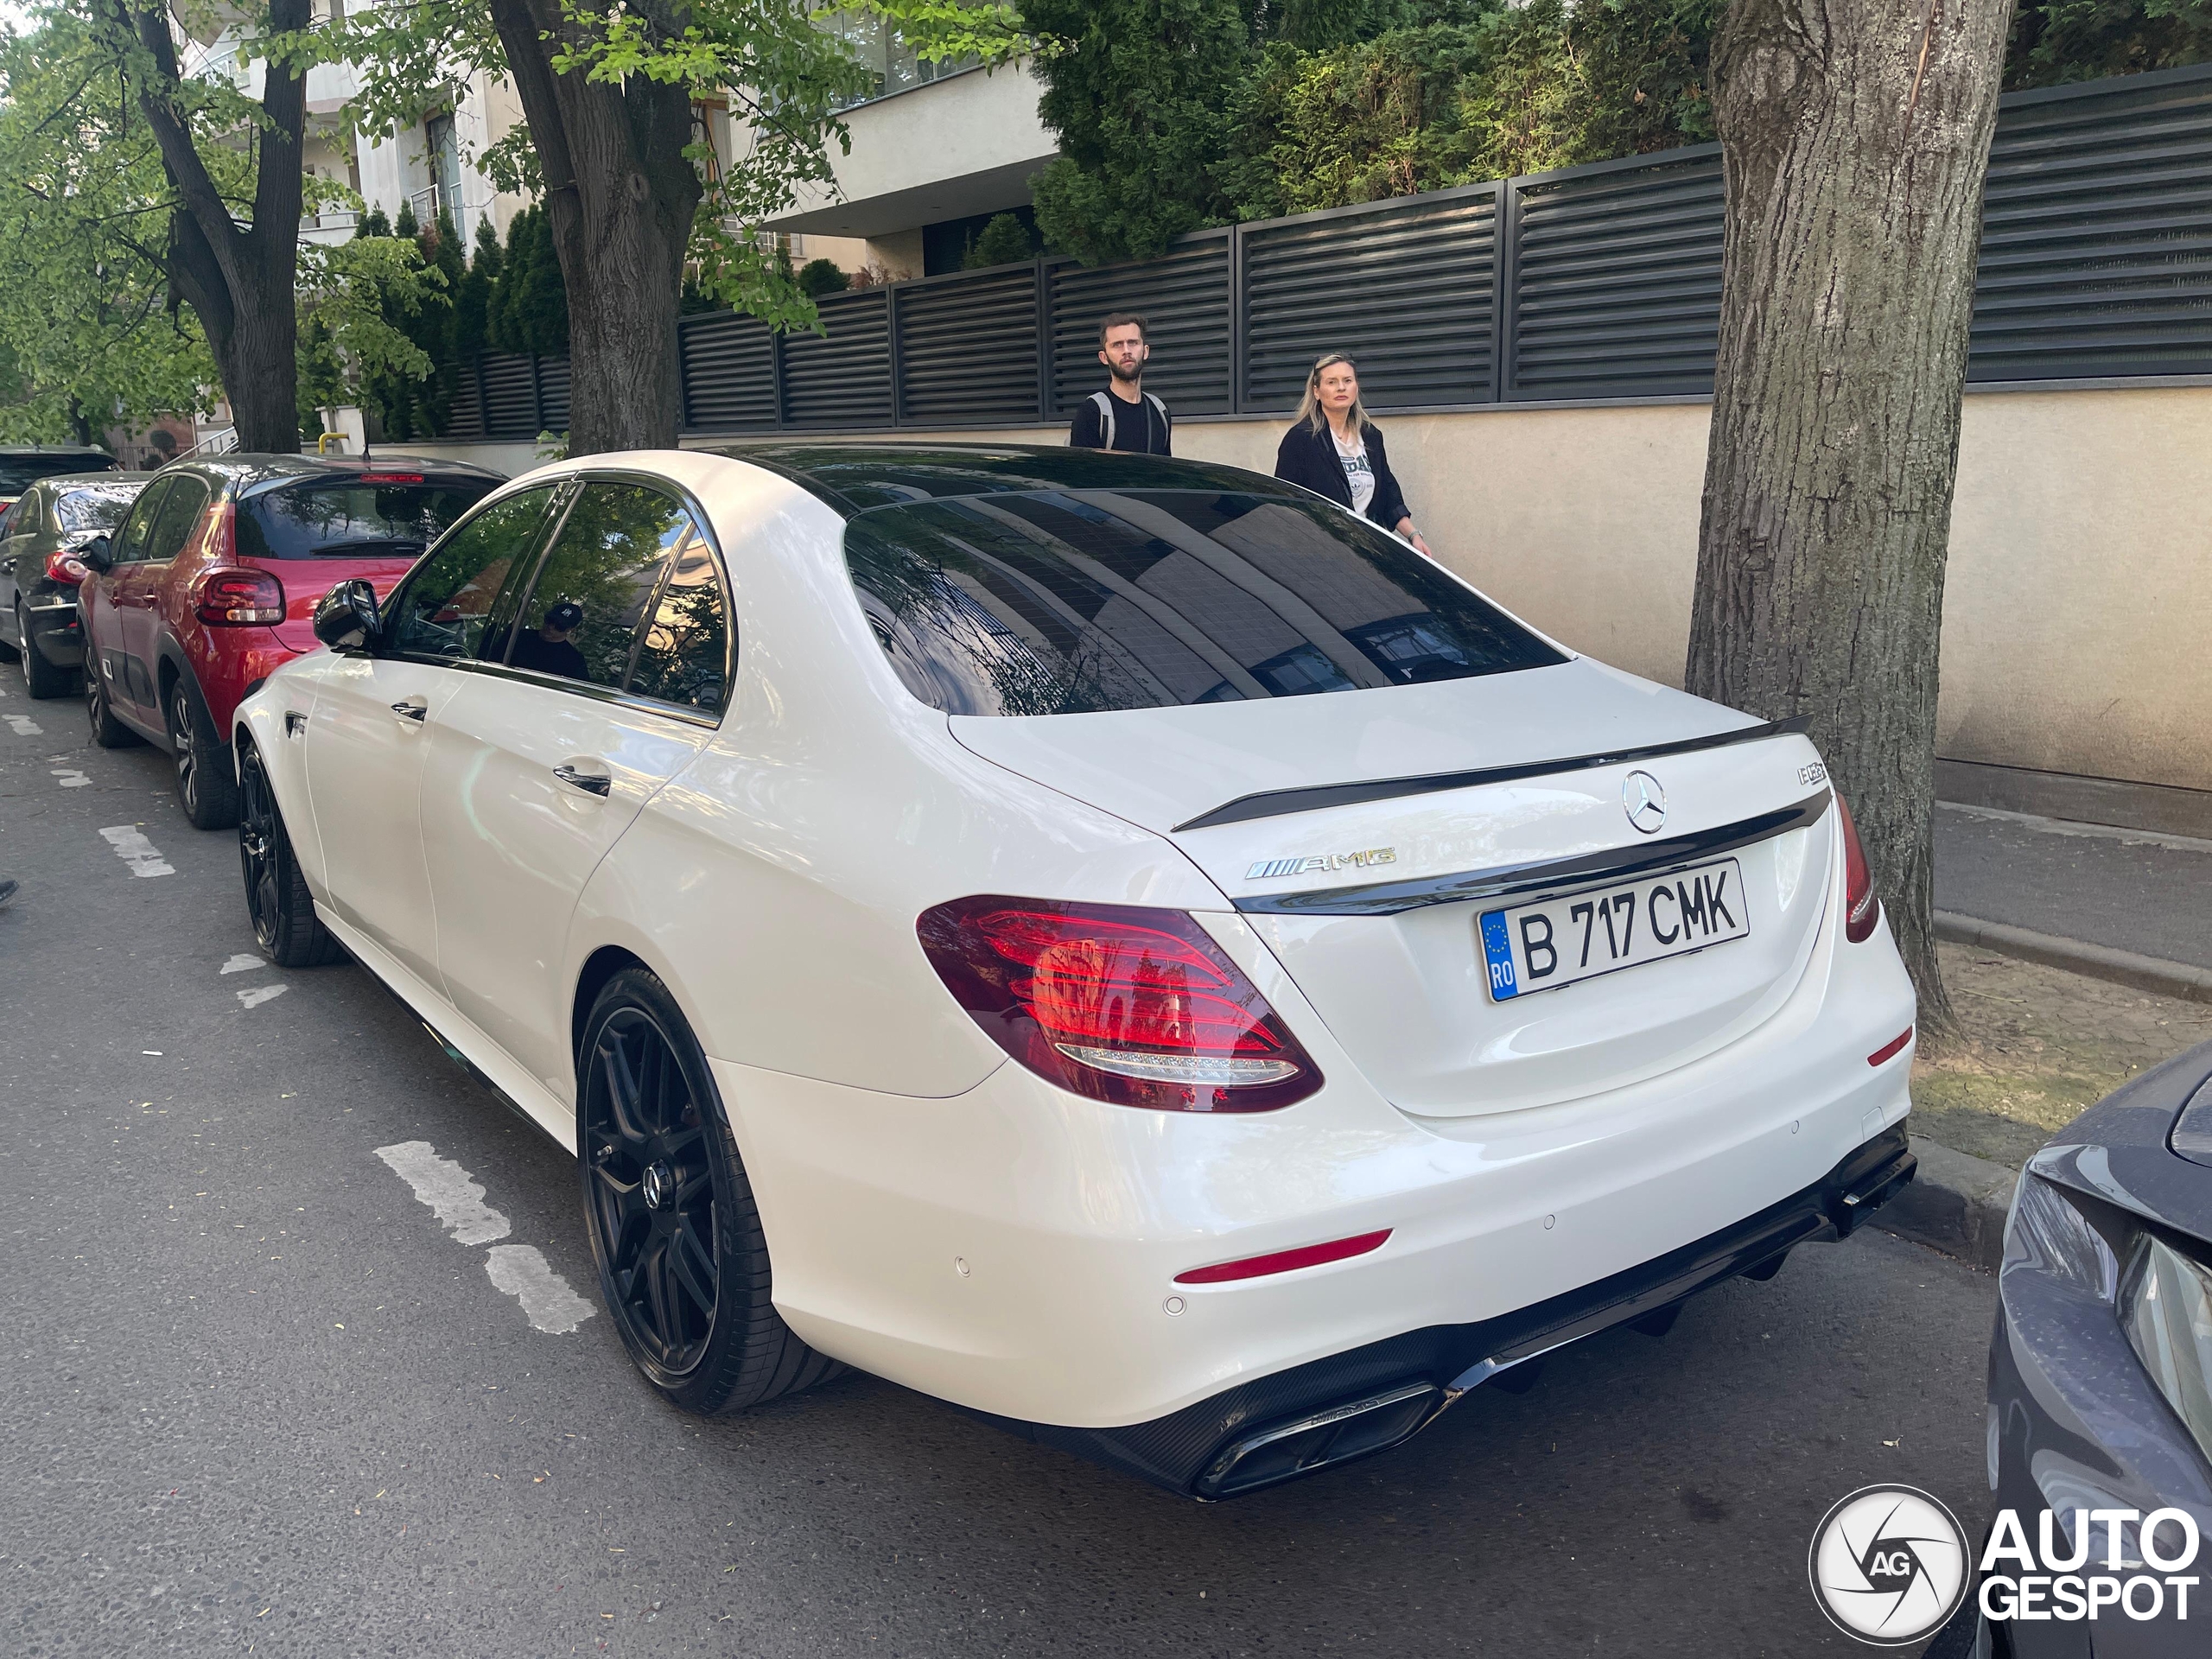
[1935,911,2212,1006]
[1882,1135,2017,1271]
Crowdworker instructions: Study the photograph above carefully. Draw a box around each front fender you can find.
[234,660,329,899]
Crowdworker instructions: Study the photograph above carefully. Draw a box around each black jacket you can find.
[1273,419,1410,531]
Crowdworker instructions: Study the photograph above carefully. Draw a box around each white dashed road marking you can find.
[236,984,289,1009]
[373,1141,594,1333]
[99,825,174,878]
[219,953,264,974]
[5,714,41,736]
[374,1141,512,1244]
[485,1245,597,1334]
[50,766,89,787]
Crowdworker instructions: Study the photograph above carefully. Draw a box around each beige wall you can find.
[402,383,2212,798]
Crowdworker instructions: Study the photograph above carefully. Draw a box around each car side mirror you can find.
[73,536,112,573]
[313,578,382,651]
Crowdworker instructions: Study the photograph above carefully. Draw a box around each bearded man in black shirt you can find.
[1068,313,1172,455]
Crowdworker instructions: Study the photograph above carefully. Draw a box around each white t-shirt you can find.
[1334,429,1376,517]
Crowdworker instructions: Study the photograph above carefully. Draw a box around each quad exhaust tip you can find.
[1195,1382,1444,1498]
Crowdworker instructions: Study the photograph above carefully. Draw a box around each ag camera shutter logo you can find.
[1808,1484,1969,1645]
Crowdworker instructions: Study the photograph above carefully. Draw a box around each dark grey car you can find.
[0,473,153,697]
[1980,1040,2212,1655]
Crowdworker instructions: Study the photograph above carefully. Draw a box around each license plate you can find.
[1479,857,1749,1001]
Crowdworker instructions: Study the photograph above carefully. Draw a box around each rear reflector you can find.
[1867,1027,1913,1067]
[917,896,1322,1111]
[1175,1229,1391,1285]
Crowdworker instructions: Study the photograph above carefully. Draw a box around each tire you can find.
[18,606,73,699]
[238,738,341,968]
[168,671,238,830]
[578,968,840,1414]
[86,654,139,748]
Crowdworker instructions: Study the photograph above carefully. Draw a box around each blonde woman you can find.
[1272,353,1432,556]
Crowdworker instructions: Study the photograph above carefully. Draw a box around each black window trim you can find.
[111,474,177,566]
[373,468,736,730]
[143,474,213,567]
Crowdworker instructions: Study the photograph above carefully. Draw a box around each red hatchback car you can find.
[79,454,502,827]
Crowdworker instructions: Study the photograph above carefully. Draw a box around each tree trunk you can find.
[107,0,309,454]
[1690,0,2015,1039]
[489,0,701,453]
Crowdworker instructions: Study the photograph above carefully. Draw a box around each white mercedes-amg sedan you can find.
[232,443,1919,1497]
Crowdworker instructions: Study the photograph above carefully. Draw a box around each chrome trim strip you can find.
[1232,789,1830,917]
[1173,716,1810,832]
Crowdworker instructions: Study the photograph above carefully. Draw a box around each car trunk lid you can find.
[951,660,1838,1117]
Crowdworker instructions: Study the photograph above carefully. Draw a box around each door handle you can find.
[391,698,427,723]
[552,764,611,798]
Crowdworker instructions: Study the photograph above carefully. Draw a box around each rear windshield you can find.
[842,490,1566,716]
[0,455,112,494]
[55,481,144,534]
[237,479,490,560]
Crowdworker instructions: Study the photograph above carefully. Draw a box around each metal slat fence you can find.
[436,64,2212,442]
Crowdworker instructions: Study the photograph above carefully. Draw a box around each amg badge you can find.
[1246,848,1397,881]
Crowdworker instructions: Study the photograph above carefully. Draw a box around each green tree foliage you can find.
[964,212,1038,267]
[353,207,468,441]
[1024,0,1257,263]
[486,206,568,357]
[2005,0,2212,86]
[796,257,852,296]
[0,14,214,442]
[1034,0,1726,251]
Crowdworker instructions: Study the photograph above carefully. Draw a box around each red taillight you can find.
[1175,1230,1391,1285]
[194,567,286,626]
[44,550,90,584]
[917,896,1323,1112]
[1835,791,1880,944]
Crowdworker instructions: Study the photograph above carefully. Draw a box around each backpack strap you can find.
[1090,390,1115,449]
[1145,393,1170,450]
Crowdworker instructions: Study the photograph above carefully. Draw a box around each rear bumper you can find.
[984,1126,1912,1497]
[22,591,81,666]
[710,898,1918,1439]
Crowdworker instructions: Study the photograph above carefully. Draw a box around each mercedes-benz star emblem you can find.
[1622,770,1668,835]
[641,1164,671,1211]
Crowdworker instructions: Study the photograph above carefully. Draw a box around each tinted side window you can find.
[627,523,728,713]
[388,487,560,660]
[842,490,1567,717]
[110,478,174,564]
[501,483,690,693]
[146,476,211,563]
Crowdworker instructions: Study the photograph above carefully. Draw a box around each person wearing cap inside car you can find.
[512,600,589,681]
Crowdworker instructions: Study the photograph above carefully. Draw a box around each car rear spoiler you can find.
[1172,715,1811,833]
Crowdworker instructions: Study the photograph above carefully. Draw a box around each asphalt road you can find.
[1,682,2000,1658]
[1936,802,2212,971]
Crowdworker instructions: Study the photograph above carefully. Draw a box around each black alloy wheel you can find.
[578,969,839,1414]
[237,739,340,968]
[86,655,137,748]
[168,674,238,830]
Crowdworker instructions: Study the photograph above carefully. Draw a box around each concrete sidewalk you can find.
[1936,804,2212,998]
[1882,804,2212,1267]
